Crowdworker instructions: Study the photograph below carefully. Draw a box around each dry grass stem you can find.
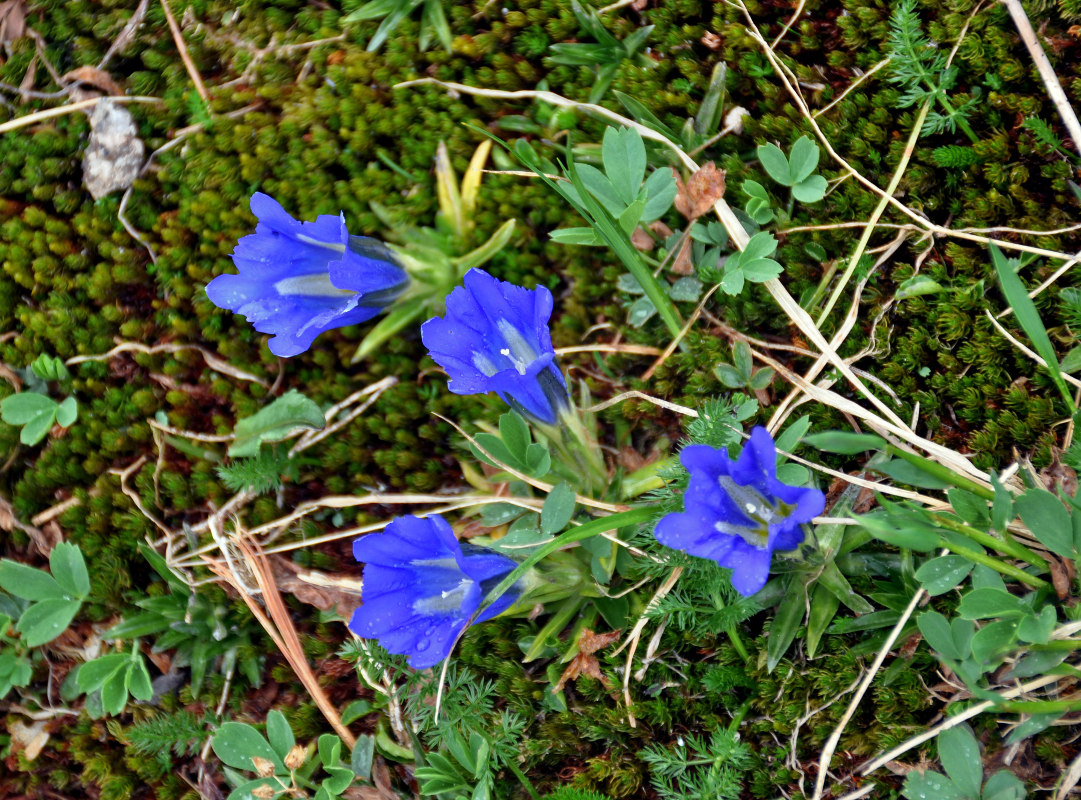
[67,340,268,386]
[160,0,208,101]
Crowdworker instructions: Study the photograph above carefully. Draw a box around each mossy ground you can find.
[2,0,1080,797]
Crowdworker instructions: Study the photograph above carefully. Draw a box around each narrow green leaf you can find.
[806,582,840,658]
[767,577,807,672]
[803,431,886,454]
[991,243,1074,410]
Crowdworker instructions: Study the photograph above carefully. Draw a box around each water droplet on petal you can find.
[415,639,430,652]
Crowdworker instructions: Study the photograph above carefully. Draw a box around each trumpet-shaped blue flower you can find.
[420,269,569,425]
[654,427,825,596]
[205,192,407,357]
[348,515,519,669]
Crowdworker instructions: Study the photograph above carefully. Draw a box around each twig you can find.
[985,310,1081,390]
[813,60,890,118]
[67,340,268,386]
[98,0,151,71]
[0,95,159,135]
[1001,0,1081,155]
[160,0,208,102]
[812,583,928,799]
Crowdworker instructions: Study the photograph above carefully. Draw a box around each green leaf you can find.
[757,142,791,185]
[617,191,648,237]
[896,274,946,301]
[937,726,983,798]
[212,722,285,773]
[549,227,602,246]
[991,243,1074,410]
[351,735,376,779]
[577,163,624,217]
[991,474,1013,533]
[874,459,953,489]
[918,611,962,660]
[958,587,1031,619]
[351,301,426,363]
[498,411,531,463]
[969,618,1019,667]
[791,174,828,203]
[471,432,518,470]
[806,582,840,658]
[319,733,341,767]
[127,655,153,701]
[226,778,279,800]
[947,489,990,528]
[668,276,702,303]
[817,562,875,614]
[613,91,680,143]
[540,483,577,535]
[324,765,354,795]
[228,390,325,457]
[1,392,58,426]
[102,668,129,715]
[855,509,940,551]
[0,559,65,601]
[741,231,778,262]
[641,168,676,221]
[767,577,807,672]
[804,431,885,454]
[602,126,646,206]
[19,408,56,445]
[16,598,81,647]
[422,0,452,52]
[55,396,78,427]
[915,555,974,596]
[30,354,69,382]
[903,770,964,800]
[741,258,784,282]
[49,541,89,598]
[980,770,1026,800]
[787,136,820,184]
[1016,605,1056,644]
[76,654,128,692]
[266,710,295,760]
[1015,488,1073,557]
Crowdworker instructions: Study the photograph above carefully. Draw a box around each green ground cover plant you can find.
[2,0,1081,798]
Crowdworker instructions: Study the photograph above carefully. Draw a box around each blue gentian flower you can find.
[348,515,519,669]
[654,427,825,596]
[420,269,569,425]
[205,192,408,357]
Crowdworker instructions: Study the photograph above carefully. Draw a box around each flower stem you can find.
[940,539,1050,590]
[932,513,1049,573]
[726,625,750,662]
[477,507,655,617]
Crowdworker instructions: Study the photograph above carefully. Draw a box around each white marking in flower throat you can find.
[496,319,538,375]
[274,273,356,298]
[294,233,346,252]
[716,475,777,550]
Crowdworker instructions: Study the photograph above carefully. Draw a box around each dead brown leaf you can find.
[1050,556,1073,600]
[630,226,653,251]
[62,65,125,96]
[269,555,364,619]
[673,162,726,221]
[552,628,621,693]
[671,235,694,275]
[0,0,26,45]
[700,31,722,50]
